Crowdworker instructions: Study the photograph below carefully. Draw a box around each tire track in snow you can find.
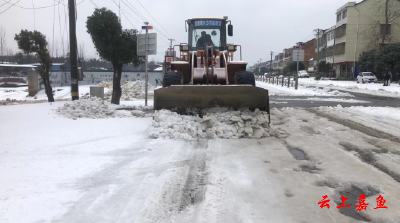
[308,109,400,143]
[178,140,208,211]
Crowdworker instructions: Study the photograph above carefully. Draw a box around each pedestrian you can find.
[389,71,393,86]
[155,78,159,87]
[383,72,390,86]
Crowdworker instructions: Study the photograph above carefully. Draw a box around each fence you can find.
[255,76,298,89]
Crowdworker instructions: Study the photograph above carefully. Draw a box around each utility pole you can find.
[119,0,121,23]
[270,51,273,73]
[315,28,320,74]
[144,22,149,106]
[168,39,174,51]
[295,48,299,90]
[332,26,336,78]
[69,0,79,100]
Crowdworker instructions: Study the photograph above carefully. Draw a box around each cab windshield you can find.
[192,20,222,50]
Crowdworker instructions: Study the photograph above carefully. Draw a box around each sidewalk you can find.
[298,78,400,98]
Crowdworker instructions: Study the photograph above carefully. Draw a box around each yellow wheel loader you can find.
[154,17,269,119]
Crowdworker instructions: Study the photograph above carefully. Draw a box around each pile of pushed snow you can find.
[56,97,115,119]
[97,81,113,88]
[100,81,154,100]
[148,108,270,141]
[121,81,154,100]
[56,97,153,119]
[314,87,354,97]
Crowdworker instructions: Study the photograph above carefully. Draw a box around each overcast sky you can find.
[0,0,354,65]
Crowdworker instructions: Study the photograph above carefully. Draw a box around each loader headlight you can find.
[227,45,236,51]
[180,45,189,51]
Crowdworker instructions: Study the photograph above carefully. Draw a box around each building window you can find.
[335,24,347,38]
[342,9,347,19]
[380,24,391,35]
[334,42,346,55]
[337,13,341,22]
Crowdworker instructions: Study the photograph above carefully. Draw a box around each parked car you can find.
[298,70,309,78]
[357,72,377,83]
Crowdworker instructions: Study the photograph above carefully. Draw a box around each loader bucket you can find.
[154,85,270,120]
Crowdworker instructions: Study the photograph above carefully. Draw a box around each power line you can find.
[58,2,65,56]
[32,0,35,30]
[52,1,56,56]
[0,0,85,10]
[62,0,69,53]
[120,9,137,29]
[116,0,172,43]
[0,0,13,8]
[88,0,97,8]
[135,0,174,40]
[110,0,140,29]
[0,0,21,15]
[123,0,148,22]
[120,0,170,43]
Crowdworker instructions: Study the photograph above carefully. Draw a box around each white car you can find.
[298,70,309,78]
[357,72,377,83]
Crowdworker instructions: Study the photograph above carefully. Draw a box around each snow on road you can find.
[256,81,353,97]
[0,102,151,222]
[317,105,400,137]
[1,101,400,222]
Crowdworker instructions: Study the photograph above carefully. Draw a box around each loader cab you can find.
[187,18,229,51]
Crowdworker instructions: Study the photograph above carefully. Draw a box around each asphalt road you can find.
[269,89,400,109]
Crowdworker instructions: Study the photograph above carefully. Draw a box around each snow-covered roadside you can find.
[0,85,106,102]
[0,80,153,104]
[256,81,353,97]
[275,97,370,103]
[55,98,153,119]
[298,78,400,97]
[0,102,152,223]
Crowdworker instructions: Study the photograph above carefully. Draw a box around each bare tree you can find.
[361,0,400,49]
[0,27,6,63]
[6,48,13,57]
[78,42,85,61]
[54,40,60,58]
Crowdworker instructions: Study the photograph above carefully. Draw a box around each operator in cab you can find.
[196,31,213,49]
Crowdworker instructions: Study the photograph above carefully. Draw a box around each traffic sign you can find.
[165,57,173,63]
[137,33,157,56]
[142,26,153,29]
[292,49,305,61]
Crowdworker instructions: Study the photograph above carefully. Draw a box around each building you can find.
[300,39,316,69]
[333,0,400,78]
[313,26,336,75]
[271,39,315,74]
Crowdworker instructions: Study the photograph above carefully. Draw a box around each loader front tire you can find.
[235,71,256,86]
[163,71,183,87]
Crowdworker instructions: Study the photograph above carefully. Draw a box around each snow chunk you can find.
[148,108,270,141]
[100,81,154,100]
